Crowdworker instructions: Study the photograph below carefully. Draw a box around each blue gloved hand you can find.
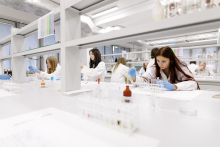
[28,66,38,73]
[162,81,174,91]
[81,78,84,81]
[128,68,136,78]
[0,74,10,80]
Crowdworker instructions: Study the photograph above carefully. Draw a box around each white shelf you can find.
[152,39,217,49]
[180,44,220,50]
[0,34,12,45]
[13,43,61,57]
[105,62,146,65]
[0,55,12,60]
[128,51,151,54]
[101,53,122,57]
[181,58,220,62]
[65,8,220,49]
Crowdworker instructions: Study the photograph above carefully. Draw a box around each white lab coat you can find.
[39,64,61,80]
[111,63,129,83]
[81,61,106,82]
[188,63,198,76]
[195,66,215,76]
[147,58,155,70]
[134,63,198,91]
[139,67,147,74]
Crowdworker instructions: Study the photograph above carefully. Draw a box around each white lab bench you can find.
[0,81,220,147]
[195,76,220,91]
[105,75,220,91]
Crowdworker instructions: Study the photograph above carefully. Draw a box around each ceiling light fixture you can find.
[92,7,118,18]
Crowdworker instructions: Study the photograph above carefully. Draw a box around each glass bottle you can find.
[198,52,202,59]
[41,73,45,88]
[186,0,202,14]
[123,86,132,103]
[205,0,219,9]
[95,78,102,98]
[202,52,206,59]
[166,0,182,18]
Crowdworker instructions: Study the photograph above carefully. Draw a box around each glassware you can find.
[95,78,102,98]
[198,52,202,59]
[205,0,219,9]
[123,86,132,103]
[183,0,201,14]
[166,0,182,18]
[179,108,197,116]
[202,52,206,59]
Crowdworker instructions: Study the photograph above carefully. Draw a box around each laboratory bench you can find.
[0,81,220,147]
[105,75,220,91]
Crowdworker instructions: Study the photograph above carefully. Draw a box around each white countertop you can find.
[0,82,220,147]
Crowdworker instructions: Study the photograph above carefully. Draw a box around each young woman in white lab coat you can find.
[139,63,148,74]
[147,48,159,69]
[111,57,129,83]
[81,48,106,82]
[29,56,61,80]
[128,46,199,91]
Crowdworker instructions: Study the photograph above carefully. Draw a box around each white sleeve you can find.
[40,65,61,80]
[135,66,156,84]
[176,63,198,90]
[122,66,129,78]
[81,62,106,79]
[176,81,197,91]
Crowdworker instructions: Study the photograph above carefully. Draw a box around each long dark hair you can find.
[151,48,159,59]
[89,48,101,68]
[155,46,200,89]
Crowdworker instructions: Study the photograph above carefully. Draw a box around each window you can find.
[0,22,13,70]
[44,35,56,46]
[25,34,38,71]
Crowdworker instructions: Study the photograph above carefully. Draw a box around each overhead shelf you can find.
[101,53,122,57]
[66,8,220,49]
[65,0,118,13]
[105,61,147,65]
[152,39,217,49]
[181,58,220,62]
[13,43,61,57]
[0,55,12,60]
[0,34,12,45]
[12,7,60,36]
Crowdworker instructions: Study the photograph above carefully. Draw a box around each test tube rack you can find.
[3,82,20,93]
[78,96,138,134]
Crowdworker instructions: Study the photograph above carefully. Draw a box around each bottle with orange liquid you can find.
[41,73,45,88]
[123,75,132,103]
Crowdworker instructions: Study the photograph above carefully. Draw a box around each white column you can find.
[11,35,26,83]
[11,35,25,54]
[61,1,81,92]
[11,56,26,83]
[0,45,3,74]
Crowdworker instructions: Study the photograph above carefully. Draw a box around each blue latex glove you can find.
[0,74,10,80]
[28,66,38,73]
[162,81,174,91]
[81,78,84,81]
[128,68,136,78]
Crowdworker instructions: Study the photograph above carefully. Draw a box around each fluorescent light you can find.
[92,7,118,18]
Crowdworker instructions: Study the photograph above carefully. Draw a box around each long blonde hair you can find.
[46,56,58,74]
[143,63,147,71]
[113,57,127,73]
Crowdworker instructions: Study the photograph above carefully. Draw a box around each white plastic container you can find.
[152,0,164,21]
